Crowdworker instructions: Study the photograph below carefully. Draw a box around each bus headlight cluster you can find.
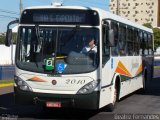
[77,80,99,94]
[14,76,32,92]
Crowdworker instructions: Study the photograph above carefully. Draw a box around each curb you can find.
[0,83,14,88]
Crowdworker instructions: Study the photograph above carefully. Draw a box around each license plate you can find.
[46,102,61,108]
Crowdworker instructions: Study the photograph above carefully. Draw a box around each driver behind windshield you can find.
[81,37,97,53]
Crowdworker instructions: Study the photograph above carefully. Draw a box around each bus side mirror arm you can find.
[5,19,19,47]
[109,29,115,47]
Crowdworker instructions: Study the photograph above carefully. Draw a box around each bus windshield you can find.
[16,26,99,74]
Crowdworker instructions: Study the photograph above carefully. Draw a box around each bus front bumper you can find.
[14,87,100,110]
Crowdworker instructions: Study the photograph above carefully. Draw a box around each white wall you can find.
[0,45,16,65]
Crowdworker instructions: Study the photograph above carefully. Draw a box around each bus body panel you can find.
[99,56,143,108]
[99,85,113,108]
[14,86,100,110]
[15,68,99,94]
[112,56,143,98]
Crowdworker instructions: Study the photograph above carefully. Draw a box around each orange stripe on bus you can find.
[30,76,46,82]
[115,61,132,77]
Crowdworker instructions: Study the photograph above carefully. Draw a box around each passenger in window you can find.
[81,37,97,53]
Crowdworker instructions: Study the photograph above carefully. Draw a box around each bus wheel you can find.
[107,84,118,111]
[142,72,147,92]
[139,71,147,94]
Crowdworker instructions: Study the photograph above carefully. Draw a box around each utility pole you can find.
[20,0,23,16]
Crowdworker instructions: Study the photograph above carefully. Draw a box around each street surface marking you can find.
[0,83,14,88]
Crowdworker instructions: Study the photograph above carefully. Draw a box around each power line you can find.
[0,15,18,19]
[0,10,19,15]
[0,17,16,20]
[0,9,18,15]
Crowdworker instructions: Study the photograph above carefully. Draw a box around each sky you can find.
[0,0,109,33]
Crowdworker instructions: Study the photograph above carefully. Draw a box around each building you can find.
[0,33,6,36]
[109,0,160,27]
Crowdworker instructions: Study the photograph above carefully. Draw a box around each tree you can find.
[153,28,160,50]
[12,33,17,44]
[0,34,6,44]
[143,23,153,29]
[0,32,17,44]
[143,23,160,50]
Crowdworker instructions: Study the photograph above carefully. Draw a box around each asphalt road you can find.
[0,69,160,120]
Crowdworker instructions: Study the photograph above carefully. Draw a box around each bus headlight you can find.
[77,80,99,94]
[14,76,32,92]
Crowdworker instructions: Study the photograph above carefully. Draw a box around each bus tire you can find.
[142,71,147,92]
[107,80,119,111]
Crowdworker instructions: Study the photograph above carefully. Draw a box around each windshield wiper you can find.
[35,24,43,67]
[53,28,59,74]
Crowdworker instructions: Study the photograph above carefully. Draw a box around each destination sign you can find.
[33,13,86,23]
[20,9,99,26]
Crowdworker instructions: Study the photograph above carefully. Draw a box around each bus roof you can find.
[24,5,153,33]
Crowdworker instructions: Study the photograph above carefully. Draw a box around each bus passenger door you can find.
[99,21,112,108]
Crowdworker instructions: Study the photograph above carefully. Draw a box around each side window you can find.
[119,25,127,56]
[148,34,153,55]
[102,21,110,66]
[134,30,140,56]
[144,33,149,55]
[111,22,119,56]
[127,27,134,56]
[139,31,143,55]
[102,22,110,56]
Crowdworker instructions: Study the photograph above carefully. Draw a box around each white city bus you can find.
[6,4,154,111]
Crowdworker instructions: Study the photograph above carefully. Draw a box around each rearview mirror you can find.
[5,29,12,47]
[5,19,19,47]
[109,29,115,47]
